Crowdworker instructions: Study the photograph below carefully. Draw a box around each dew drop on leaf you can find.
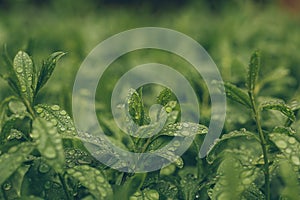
[16,67,23,73]
[51,105,60,111]
[288,137,296,144]
[275,140,287,149]
[44,146,57,159]
[60,110,67,116]
[21,85,27,92]
[291,156,300,165]
[2,182,12,191]
[44,181,51,189]
[39,163,50,173]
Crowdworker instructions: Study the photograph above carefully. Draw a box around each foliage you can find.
[0,1,300,199]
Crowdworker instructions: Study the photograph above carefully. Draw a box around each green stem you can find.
[23,99,36,119]
[59,173,73,200]
[249,92,270,200]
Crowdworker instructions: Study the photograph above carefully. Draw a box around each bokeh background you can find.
[0,0,300,132]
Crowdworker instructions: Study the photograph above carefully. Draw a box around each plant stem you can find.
[249,92,270,200]
[59,173,73,200]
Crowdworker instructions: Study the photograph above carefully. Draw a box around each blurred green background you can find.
[0,0,299,132]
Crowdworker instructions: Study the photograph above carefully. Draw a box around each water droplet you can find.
[52,182,61,189]
[8,146,18,153]
[44,147,57,159]
[51,105,60,111]
[39,163,50,173]
[50,119,58,126]
[96,176,105,183]
[181,131,189,136]
[44,181,51,189]
[182,123,189,128]
[16,67,23,73]
[2,182,12,191]
[31,130,39,139]
[89,183,96,190]
[21,85,26,92]
[60,110,67,116]
[242,178,252,185]
[291,156,300,165]
[60,127,66,132]
[285,148,292,154]
[176,125,182,130]
[288,137,296,144]
[275,140,287,149]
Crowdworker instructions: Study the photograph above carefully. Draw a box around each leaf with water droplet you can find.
[34,104,77,138]
[246,50,260,93]
[32,117,65,172]
[212,157,261,200]
[13,51,35,103]
[156,88,177,106]
[277,159,300,199]
[272,126,296,136]
[1,165,30,198]
[0,142,34,185]
[260,100,296,122]
[65,148,93,168]
[130,189,159,200]
[126,88,145,127]
[35,52,66,94]
[160,122,208,137]
[147,178,179,199]
[224,82,252,109]
[206,130,261,164]
[67,165,112,199]
[269,132,300,169]
[8,100,26,114]
[179,173,200,200]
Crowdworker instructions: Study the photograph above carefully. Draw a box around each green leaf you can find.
[1,165,30,199]
[269,132,300,169]
[246,50,261,93]
[149,178,179,199]
[31,117,65,172]
[0,142,34,185]
[179,174,200,200]
[34,104,77,137]
[156,88,176,106]
[127,88,145,126]
[65,148,94,168]
[278,159,300,199]
[224,82,252,108]
[211,157,261,200]
[130,189,159,200]
[160,122,208,137]
[67,165,113,199]
[13,51,35,103]
[36,52,66,94]
[260,101,296,122]
[8,100,27,114]
[241,183,265,200]
[147,136,184,168]
[206,130,261,164]
[115,173,146,200]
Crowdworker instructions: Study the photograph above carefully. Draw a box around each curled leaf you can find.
[260,101,296,122]
[36,52,66,93]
